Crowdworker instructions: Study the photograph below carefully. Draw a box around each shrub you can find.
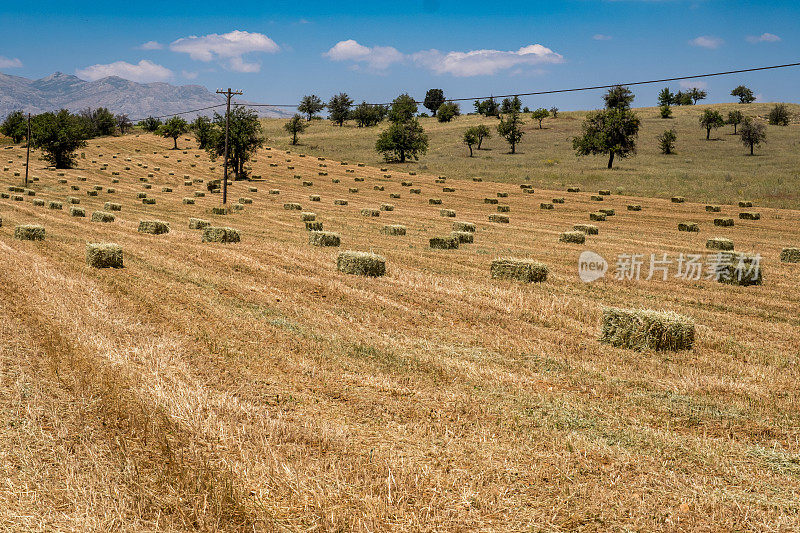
[600,307,695,351]
[382,225,406,236]
[337,251,386,276]
[767,103,791,126]
[309,231,340,247]
[658,129,677,154]
[437,102,460,123]
[86,243,123,268]
[574,224,598,235]
[91,211,115,223]
[14,225,45,240]
[490,258,548,283]
[559,231,586,244]
[429,236,459,249]
[202,227,240,243]
[706,237,734,251]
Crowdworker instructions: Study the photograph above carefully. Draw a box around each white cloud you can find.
[689,35,723,49]
[75,59,173,83]
[170,30,279,73]
[139,40,163,50]
[324,40,404,70]
[679,80,708,90]
[0,56,23,68]
[412,44,563,77]
[746,33,781,44]
[593,34,613,41]
[181,70,198,79]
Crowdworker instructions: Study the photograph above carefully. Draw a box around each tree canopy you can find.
[30,109,87,169]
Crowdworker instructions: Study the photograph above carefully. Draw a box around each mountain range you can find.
[0,71,291,120]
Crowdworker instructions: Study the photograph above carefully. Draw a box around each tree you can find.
[474,124,491,149]
[688,88,708,104]
[657,87,675,107]
[388,93,418,124]
[327,93,353,126]
[423,89,445,116]
[351,102,385,127]
[573,107,641,169]
[522,106,531,114]
[115,114,132,135]
[463,128,478,157]
[375,119,428,163]
[0,110,27,143]
[139,116,162,132]
[699,109,725,140]
[767,103,791,126]
[500,96,522,114]
[673,91,694,106]
[531,108,549,129]
[657,129,677,154]
[739,118,766,155]
[30,110,87,169]
[497,111,525,154]
[660,105,673,119]
[474,98,499,117]
[549,107,559,118]
[731,85,756,104]
[284,114,307,145]
[298,95,324,121]
[727,110,744,134]
[191,115,215,149]
[207,106,264,179]
[603,85,634,110]
[159,116,189,149]
[79,107,116,137]
[437,102,460,123]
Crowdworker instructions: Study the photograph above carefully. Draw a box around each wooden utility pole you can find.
[24,113,31,188]
[215,88,243,205]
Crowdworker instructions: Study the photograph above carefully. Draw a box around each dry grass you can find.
[1,131,800,531]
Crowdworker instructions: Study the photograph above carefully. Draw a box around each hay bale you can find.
[440,209,456,217]
[497,205,510,213]
[738,201,753,208]
[599,307,695,351]
[490,258,548,283]
[142,198,156,205]
[336,251,386,277]
[540,203,554,210]
[189,218,210,229]
[86,243,123,268]
[739,212,760,220]
[590,195,603,201]
[484,198,499,204]
[309,231,340,247]
[302,181,313,187]
[574,224,598,235]
[559,231,586,244]
[86,190,98,197]
[599,208,615,216]
[107,188,116,193]
[489,214,509,223]
[671,196,686,203]
[389,193,401,199]
[349,188,359,193]
[68,197,80,204]
[410,188,421,194]
[137,192,147,199]
[334,199,349,206]
[519,184,532,190]
[11,195,22,202]
[301,212,316,222]
[497,192,509,198]
[589,212,606,221]
[104,202,122,211]
[599,190,611,196]
[552,197,565,204]
[780,248,800,263]
[429,236,459,249]
[138,220,170,235]
[238,197,253,204]
[402,181,413,187]
[361,208,380,217]
[382,225,406,236]
[211,206,229,215]
[32,199,45,207]
[374,185,384,191]
[269,189,280,195]
[705,205,721,212]
[305,221,323,231]
[429,198,442,205]
[70,206,86,217]
[194,191,206,197]
[442,187,455,193]
[284,203,302,210]
[678,222,699,232]
[380,204,395,211]
[183,198,196,205]
[453,221,475,233]
[331,178,340,184]
[706,237,734,251]
[567,186,581,193]
[249,187,258,193]
[714,218,734,227]
[627,205,642,211]
[451,231,474,244]
[716,253,762,286]
[202,227,240,243]
[14,225,45,241]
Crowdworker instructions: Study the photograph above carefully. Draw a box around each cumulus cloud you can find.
[746,33,781,43]
[689,35,723,49]
[324,40,404,70]
[0,56,23,68]
[181,70,198,79]
[75,59,173,83]
[593,34,613,41]
[170,30,279,73]
[412,44,563,76]
[139,40,163,50]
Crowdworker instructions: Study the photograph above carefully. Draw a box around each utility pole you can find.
[216,88,242,205]
[24,113,31,188]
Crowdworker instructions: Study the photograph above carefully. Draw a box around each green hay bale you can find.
[600,307,695,351]
[48,201,63,210]
[671,196,686,203]
[331,179,340,184]
[429,198,442,205]
[440,209,456,217]
[138,220,170,235]
[11,195,22,202]
[184,180,192,186]
[284,203,302,210]
[380,204,395,211]
[451,231,474,244]
[716,253,762,286]
[349,188,359,193]
[442,187,455,193]
[302,181,313,187]
[627,205,642,211]
[598,190,611,196]
[202,227,240,243]
[410,188,421,194]
[162,187,172,193]
[739,212,760,220]
[599,208,615,216]
[189,218,210,229]
[71,185,80,191]
[104,202,121,211]
[361,209,380,217]
[738,201,753,208]
[714,218,734,227]
[429,236,459,249]
[590,195,603,201]
[678,222,699,232]
[32,199,45,207]
[552,198,565,204]
[70,206,85,217]
[519,184,532,190]
[780,248,800,263]
[540,203,554,210]
[86,243,123,269]
[567,186,580,193]
[497,192,509,198]
[58,179,68,184]
[194,191,206,197]
[301,212,316,222]
[210,207,230,215]
[334,199,348,206]
[137,192,147,199]
[142,198,156,205]
[269,189,280,195]
[93,185,103,191]
[14,225,45,241]
[402,181,413,187]
[389,193,401,199]
[453,221,475,233]
[559,231,586,244]
[107,188,116,193]
[25,189,36,196]
[0,193,8,198]
[92,211,115,223]
[497,205,510,213]
[309,231,340,247]
[484,198,499,204]
[435,179,446,184]
[590,212,606,221]
[374,185,385,191]
[382,224,406,236]
[238,197,253,205]
[336,251,386,277]
[705,205,721,212]
[706,237,734,251]
[183,198,195,205]
[249,187,258,193]
[86,190,98,197]
[574,224,598,235]
[490,258,548,283]
[489,214,509,223]
[305,221,323,231]
[112,178,120,183]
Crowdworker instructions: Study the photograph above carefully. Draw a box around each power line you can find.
[129,102,227,123]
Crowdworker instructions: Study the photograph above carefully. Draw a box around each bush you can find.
[767,103,791,126]
[437,102,460,123]
[658,129,677,154]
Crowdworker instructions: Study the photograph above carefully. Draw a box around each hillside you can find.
[261,102,800,209]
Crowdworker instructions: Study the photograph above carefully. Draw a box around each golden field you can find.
[1,127,800,531]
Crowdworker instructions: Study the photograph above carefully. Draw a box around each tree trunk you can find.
[706,128,711,140]
[173,137,178,150]
[510,142,515,154]
[750,143,754,156]
[734,124,738,134]
[468,145,473,157]
[399,149,405,163]
[477,138,483,150]
[292,132,297,145]
[608,151,615,169]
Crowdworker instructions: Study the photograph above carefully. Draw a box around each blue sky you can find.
[1,0,798,110]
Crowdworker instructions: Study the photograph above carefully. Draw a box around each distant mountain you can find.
[0,71,292,120]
